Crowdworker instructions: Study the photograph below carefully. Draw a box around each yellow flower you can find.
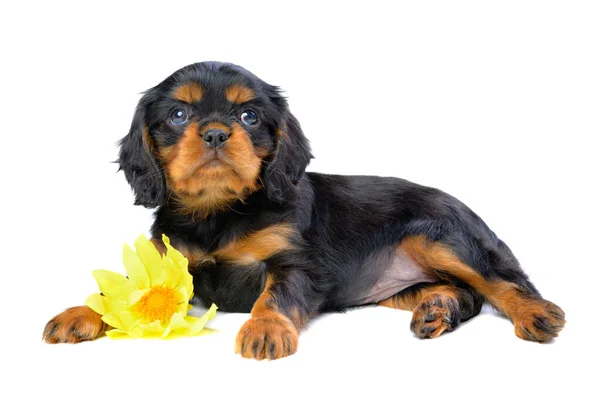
[85,234,217,339]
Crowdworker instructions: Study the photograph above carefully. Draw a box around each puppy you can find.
[44,62,565,358]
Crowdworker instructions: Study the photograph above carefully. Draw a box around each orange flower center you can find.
[135,285,179,322]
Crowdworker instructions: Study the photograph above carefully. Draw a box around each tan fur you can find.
[198,121,229,136]
[43,306,108,343]
[172,82,203,103]
[378,284,459,311]
[154,224,294,268]
[225,84,255,104]
[235,274,299,360]
[213,223,296,265]
[159,122,264,218]
[400,236,521,312]
[400,235,565,341]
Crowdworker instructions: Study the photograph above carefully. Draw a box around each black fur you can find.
[118,96,166,208]
[263,111,312,203]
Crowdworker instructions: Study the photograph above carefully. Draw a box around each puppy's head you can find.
[118,62,312,215]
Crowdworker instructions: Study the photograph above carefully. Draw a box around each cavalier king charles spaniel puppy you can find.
[44,62,565,359]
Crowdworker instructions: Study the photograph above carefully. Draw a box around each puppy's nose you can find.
[203,129,229,149]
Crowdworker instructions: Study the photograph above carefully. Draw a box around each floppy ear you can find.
[118,96,165,208]
[264,107,313,203]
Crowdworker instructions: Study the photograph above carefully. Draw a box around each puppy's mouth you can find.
[195,150,236,172]
[203,158,223,168]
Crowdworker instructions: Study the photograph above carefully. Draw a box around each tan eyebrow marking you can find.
[225,84,256,104]
[172,82,203,103]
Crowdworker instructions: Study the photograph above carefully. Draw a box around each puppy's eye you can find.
[240,110,258,126]
[170,109,188,125]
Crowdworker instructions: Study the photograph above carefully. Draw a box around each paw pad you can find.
[410,294,460,339]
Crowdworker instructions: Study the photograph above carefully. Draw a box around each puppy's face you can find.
[146,66,279,213]
[118,62,312,215]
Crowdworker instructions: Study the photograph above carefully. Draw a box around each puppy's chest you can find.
[168,226,294,313]
[173,222,295,267]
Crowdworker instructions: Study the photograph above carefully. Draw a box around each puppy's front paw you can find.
[43,306,107,344]
[235,316,298,360]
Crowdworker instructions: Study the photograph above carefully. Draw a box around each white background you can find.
[1,1,598,398]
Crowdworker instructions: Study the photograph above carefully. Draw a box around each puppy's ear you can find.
[264,98,312,203]
[118,95,165,208]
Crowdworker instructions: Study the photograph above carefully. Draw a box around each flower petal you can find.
[115,310,140,331]
[174,270,193,301]
[106,329,130,339]
[134,235,162,285]
[103,296,129,315]
[138,320,166,338]
[91,270,136,302]
[177,299,189,315]
[87,293,128,317]
[106,326,143,339]
[182,269,194,300]
[177,286,191,311]
[128,288,150,307]
[122,244,149,289]
[101,312,123,330]
[162,234,188,270]
[160,324,173,339]
[161,259,183,290]
[85,293,105,315]
[172,303,218,336]
[129,326,143,338]
[164,312,186,338]
[162,234,193,294]
[101,310,140,331]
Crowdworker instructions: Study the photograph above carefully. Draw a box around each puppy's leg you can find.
[379,283,483,338]
[401,235,566,342]
[43,306,108,343]
[235,270,316,360]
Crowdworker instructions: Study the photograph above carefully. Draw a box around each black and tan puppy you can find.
[44,62,565,359]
